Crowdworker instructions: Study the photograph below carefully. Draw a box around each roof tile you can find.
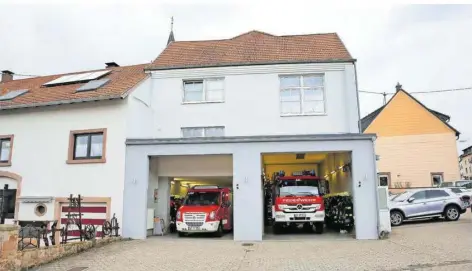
[0,64,147,110]
[148,30,354,70]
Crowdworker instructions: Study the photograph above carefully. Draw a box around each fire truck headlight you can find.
[176,211,181,220]
[313,204,321,210]
[209,211,216,220]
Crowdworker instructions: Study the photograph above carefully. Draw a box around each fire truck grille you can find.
[183,212,206,227]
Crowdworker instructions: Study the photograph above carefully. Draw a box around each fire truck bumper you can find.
[176,221,220,233]
[274,211,325,223]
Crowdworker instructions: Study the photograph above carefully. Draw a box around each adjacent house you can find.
[459,146,472,180]
[361,83,461,189]
[0,63,149,241]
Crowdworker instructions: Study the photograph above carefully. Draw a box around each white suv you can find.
[389,188,469,226]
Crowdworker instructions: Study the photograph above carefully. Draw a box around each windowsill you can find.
[66,158,106,164]
[0,161,11,167]
[182,100,225,105]
[280,113,327,117]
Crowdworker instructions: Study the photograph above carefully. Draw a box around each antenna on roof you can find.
[167,16,175,46]
[395,82,403,92]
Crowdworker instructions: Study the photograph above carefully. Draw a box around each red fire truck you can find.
[271,170,329,234]
[176,185,233,237]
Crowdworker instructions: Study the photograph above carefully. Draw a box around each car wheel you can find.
[214,222,224,237]
[314,222,324,234]
[390,210,404,226]
[444,205,460,221]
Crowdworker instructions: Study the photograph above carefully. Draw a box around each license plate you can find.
[294,214,306,218]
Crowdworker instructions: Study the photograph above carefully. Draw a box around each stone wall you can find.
[0,224,121,271]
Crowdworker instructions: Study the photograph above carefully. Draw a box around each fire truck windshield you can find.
[278,179,321,196]
[183,191,220,206]
[279,186,320,197]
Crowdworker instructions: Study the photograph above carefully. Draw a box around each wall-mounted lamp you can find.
[170,181,175,185]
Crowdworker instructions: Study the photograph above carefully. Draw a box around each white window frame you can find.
[181,126,225,138]
[182,78,225,104]
[378,173,390,187]
[279,74,326,116]
[431,172,444,187]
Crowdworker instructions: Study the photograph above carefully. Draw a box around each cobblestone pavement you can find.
[34,212,472,271]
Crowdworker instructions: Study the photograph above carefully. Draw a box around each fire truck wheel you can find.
[272,223,282,234]
[214,222,224,237]
[314,222,324,234]
[303,223,312,233]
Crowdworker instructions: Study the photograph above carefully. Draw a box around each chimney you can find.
[105,62,120,68]
[395,82,402,92]
[1,70,14,83]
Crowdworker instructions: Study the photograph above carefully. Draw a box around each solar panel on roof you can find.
[43,70,112,86]
[0,89,29,101]
[82,70,110,81]
[76,78,110,92]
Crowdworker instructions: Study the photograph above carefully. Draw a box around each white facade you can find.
[0,78,150,227]
[121,61,380,242]
[141,63,360,138]
[1,60,380,242]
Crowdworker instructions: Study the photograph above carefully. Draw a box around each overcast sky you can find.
[1,2,471,152]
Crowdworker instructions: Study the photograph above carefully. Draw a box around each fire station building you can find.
[122,30,385,241]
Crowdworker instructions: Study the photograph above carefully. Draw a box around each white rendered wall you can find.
[0,100,128,226]
[147,63,360,138]
[123,138,378,241]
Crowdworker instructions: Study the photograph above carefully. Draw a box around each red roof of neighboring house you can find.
[0,64,148,111]
[147,30,354,70]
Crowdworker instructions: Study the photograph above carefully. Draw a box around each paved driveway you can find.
[34,212,472,271]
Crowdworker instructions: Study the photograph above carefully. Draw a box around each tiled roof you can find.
[360,89,460,137]
[0,64,147,111]
[148,30,354,70]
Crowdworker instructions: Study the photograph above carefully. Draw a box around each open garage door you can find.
[146,155,234,239]
[262,152,355,240]
[123,134,379,241]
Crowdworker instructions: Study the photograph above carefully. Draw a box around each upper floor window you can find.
[181,126,225,138]
[279,74,325,116]
[0,135,13,166]
[183,78,224,103]
[67,128,107,164]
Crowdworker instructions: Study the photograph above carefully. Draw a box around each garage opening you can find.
[147,154,233,239]
[261,152,355,240]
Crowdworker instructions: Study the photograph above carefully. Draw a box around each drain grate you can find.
[241,243,254,247]
[67,267,89,271]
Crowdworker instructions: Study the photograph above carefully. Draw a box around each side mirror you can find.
[407,197,415,203]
